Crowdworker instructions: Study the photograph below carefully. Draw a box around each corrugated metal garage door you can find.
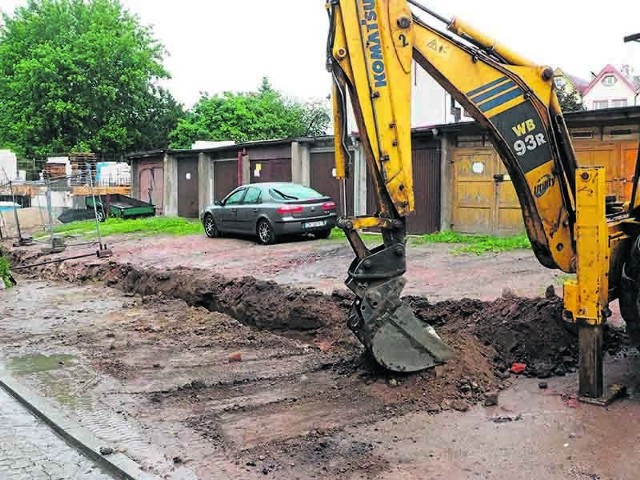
[408,146,441,234]
[310,151,354,216]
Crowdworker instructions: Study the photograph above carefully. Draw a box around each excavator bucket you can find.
[347,276,456,372]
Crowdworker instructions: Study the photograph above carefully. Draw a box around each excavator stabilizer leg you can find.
[344,241,455,372]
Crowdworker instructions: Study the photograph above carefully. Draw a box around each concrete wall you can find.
[163,152,178,216]
[439,136,452,232]
[198,152,214,213]
[351,142,367,216]
[291,142,311,186]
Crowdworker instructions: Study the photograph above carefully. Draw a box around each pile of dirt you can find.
[407,288,628,379]
[406,292,574,377]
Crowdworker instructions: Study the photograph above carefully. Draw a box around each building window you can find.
[593,100,609,110]
[612,99,628,108]
[603,75,617,86]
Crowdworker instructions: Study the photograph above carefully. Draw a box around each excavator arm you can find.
[327,0,639,400]
[328,0,580,272]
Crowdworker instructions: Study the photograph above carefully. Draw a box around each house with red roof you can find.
[582,64,640,110]
[553,68,590,102]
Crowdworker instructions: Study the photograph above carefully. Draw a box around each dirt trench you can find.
[7,247,630,396]
[4,246,636,478]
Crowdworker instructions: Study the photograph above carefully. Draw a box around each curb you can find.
[0,372,159,480]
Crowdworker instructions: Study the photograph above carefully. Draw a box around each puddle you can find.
[7,353,77,375]
[6,353,96,409]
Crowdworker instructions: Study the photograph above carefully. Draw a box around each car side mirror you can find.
[214,200,222,206]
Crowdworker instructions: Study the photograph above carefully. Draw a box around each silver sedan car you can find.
[200,182,338,245]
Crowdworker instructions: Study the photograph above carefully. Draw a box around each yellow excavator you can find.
[326,0,640,403]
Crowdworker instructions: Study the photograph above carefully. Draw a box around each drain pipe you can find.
[237,148,247,186]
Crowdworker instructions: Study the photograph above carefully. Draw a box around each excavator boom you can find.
[327,0,639,400]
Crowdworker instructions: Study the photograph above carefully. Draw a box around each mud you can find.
[8,247,629,405]
[3,245,639,478]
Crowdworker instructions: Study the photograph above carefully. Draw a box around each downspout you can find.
[237,148,246,186]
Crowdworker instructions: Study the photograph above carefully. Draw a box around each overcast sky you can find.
[2,0,640,108]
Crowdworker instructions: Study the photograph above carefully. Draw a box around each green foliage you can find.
[0,0,183,158]
[169,77,330,148]
[329,228,530,254]
[37,216,202,239]
[410,230,530,254]
[0,255,13,289]
[555,83,585,113]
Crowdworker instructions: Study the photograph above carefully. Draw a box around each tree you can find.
[169,77,330,149]
[0,0,181,159]
[137,87,185,151]
[555,82,585,113]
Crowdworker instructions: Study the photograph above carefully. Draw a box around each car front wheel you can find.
[204,214,220,238]
[257,219,276,245]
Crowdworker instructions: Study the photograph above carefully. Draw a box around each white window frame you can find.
[593,100,609,110]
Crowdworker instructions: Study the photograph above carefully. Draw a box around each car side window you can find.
[224,189,246,206]
[242,187,261,204]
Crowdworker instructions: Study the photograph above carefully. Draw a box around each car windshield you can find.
[269,185,323,201]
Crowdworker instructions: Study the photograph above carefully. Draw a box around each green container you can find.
[85,194,155,221]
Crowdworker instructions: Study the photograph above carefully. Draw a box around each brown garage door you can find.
[249,158,292,183]
[451,141,640,235]
[573,140,638,203]
[407,147,441,235]
[451,147,522,235]
[310,151,354,216]
[138,160,163,214]
[366,147,441,235]
[177,157,199,218]
[214,160,238,201]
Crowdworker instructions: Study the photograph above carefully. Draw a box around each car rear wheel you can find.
[204,214,220,238]
[315,229,332,239]
[257,219,276,245]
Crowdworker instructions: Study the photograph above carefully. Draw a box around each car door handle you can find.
[252,208,259,212]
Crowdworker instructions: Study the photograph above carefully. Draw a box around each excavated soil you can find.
[8,247,630,400]
[3,247,634,478]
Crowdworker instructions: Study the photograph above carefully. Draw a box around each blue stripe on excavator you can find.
[478,87,523,112]
[465,76,508,97]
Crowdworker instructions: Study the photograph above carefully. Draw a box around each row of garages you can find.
[127,106,640,236]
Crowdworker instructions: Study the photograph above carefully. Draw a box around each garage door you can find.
[177,158,199,218]
[138,160,164,214]
[365,146,442,235]
[451,147,521,235]
[214,160,238,201]
[310,151,354,216]
[249,158,292,183]
[573,140,638,204]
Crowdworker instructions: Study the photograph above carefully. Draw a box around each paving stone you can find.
[0,388,111,479]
